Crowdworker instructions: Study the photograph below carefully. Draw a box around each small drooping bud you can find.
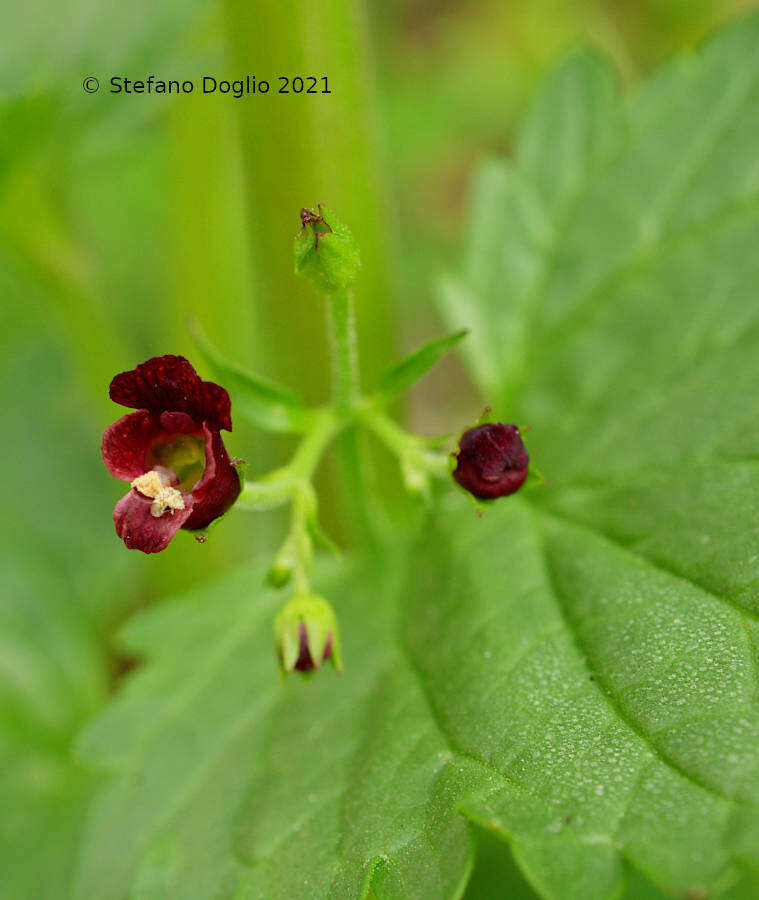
[452,423,529,500]
[294,204,360,293]
[274,593,343,676]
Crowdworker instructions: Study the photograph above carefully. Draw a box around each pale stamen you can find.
[131,469,185,518]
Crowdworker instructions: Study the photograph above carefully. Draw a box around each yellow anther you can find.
[131,469,186,518]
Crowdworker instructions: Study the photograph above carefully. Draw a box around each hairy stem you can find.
[326,289,361,412]
[360,406,450,479]
[289,486,314,595]
[240,408,340,590]
[326,289,377,543]
[290,407,342,479]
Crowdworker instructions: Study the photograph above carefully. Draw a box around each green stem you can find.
[290,407,342,478]
[325,289,377,543]
[221,0,396,405]
[239,406,340,508]
[326,289,360,411]
[241,407,340,591]
[237,477,294,511]
[222,0,402,538]
[289,486,314,595]
[360,406,450,479]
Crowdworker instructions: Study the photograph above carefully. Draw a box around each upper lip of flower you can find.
[108,354,232,432]
[101,355,241,553]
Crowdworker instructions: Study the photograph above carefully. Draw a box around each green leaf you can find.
[189,318,311,433]
[72,554,481,899]
[463,829,540,900]
[0,335,126,899]
[72,13,759,899]
[374,329,468,403]
[432,12,759,896]
[439,48,622,401]
[409,502,759,899]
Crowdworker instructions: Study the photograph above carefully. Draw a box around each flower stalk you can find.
[103,205,537,675]
[327,288,361,412]
[238,407,340,593]
[325,287,379,545]
[219,205,490,672]
[357,402,449,500]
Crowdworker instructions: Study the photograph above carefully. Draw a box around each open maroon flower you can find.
[453,423,529,500]
[101,355,241,553]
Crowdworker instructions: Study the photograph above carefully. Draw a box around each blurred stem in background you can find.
[0,164,133,412]
[221,0,398,544]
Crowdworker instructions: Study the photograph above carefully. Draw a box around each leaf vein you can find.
[529,509,738,804]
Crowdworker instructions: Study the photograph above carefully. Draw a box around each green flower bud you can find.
[267,534,297,588]
[274,593,343,676]
[267,558,293,589]
[294,205,361,293]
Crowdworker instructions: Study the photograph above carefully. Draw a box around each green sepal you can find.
[189,317,310,433]
[325,620,343,672]
[294,205,361,293]
[231,457,247,484]
[274,600,302,672]
[374,330,468,404]
[273,594,342,676]
[524,463,550,488]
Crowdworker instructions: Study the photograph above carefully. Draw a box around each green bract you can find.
[189,318,311,434]
[375,329,468,405]
[294,205,361,293]
[71,13,759,900]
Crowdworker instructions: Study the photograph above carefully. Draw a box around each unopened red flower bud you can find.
[452,423,529,500]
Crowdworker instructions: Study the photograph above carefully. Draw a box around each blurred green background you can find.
[0,0,752,894]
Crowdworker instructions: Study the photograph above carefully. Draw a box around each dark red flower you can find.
[453,423,529,500]
[101,355,241,553]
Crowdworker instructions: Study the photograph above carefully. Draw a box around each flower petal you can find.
[159,411,198,434]
[110,355,204,419]
[114,489,194,553]
[110,355,233,431]
[453,423,529,499]
[200,381,232,432]
[183,425,241,531]
[101,411,157,481]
